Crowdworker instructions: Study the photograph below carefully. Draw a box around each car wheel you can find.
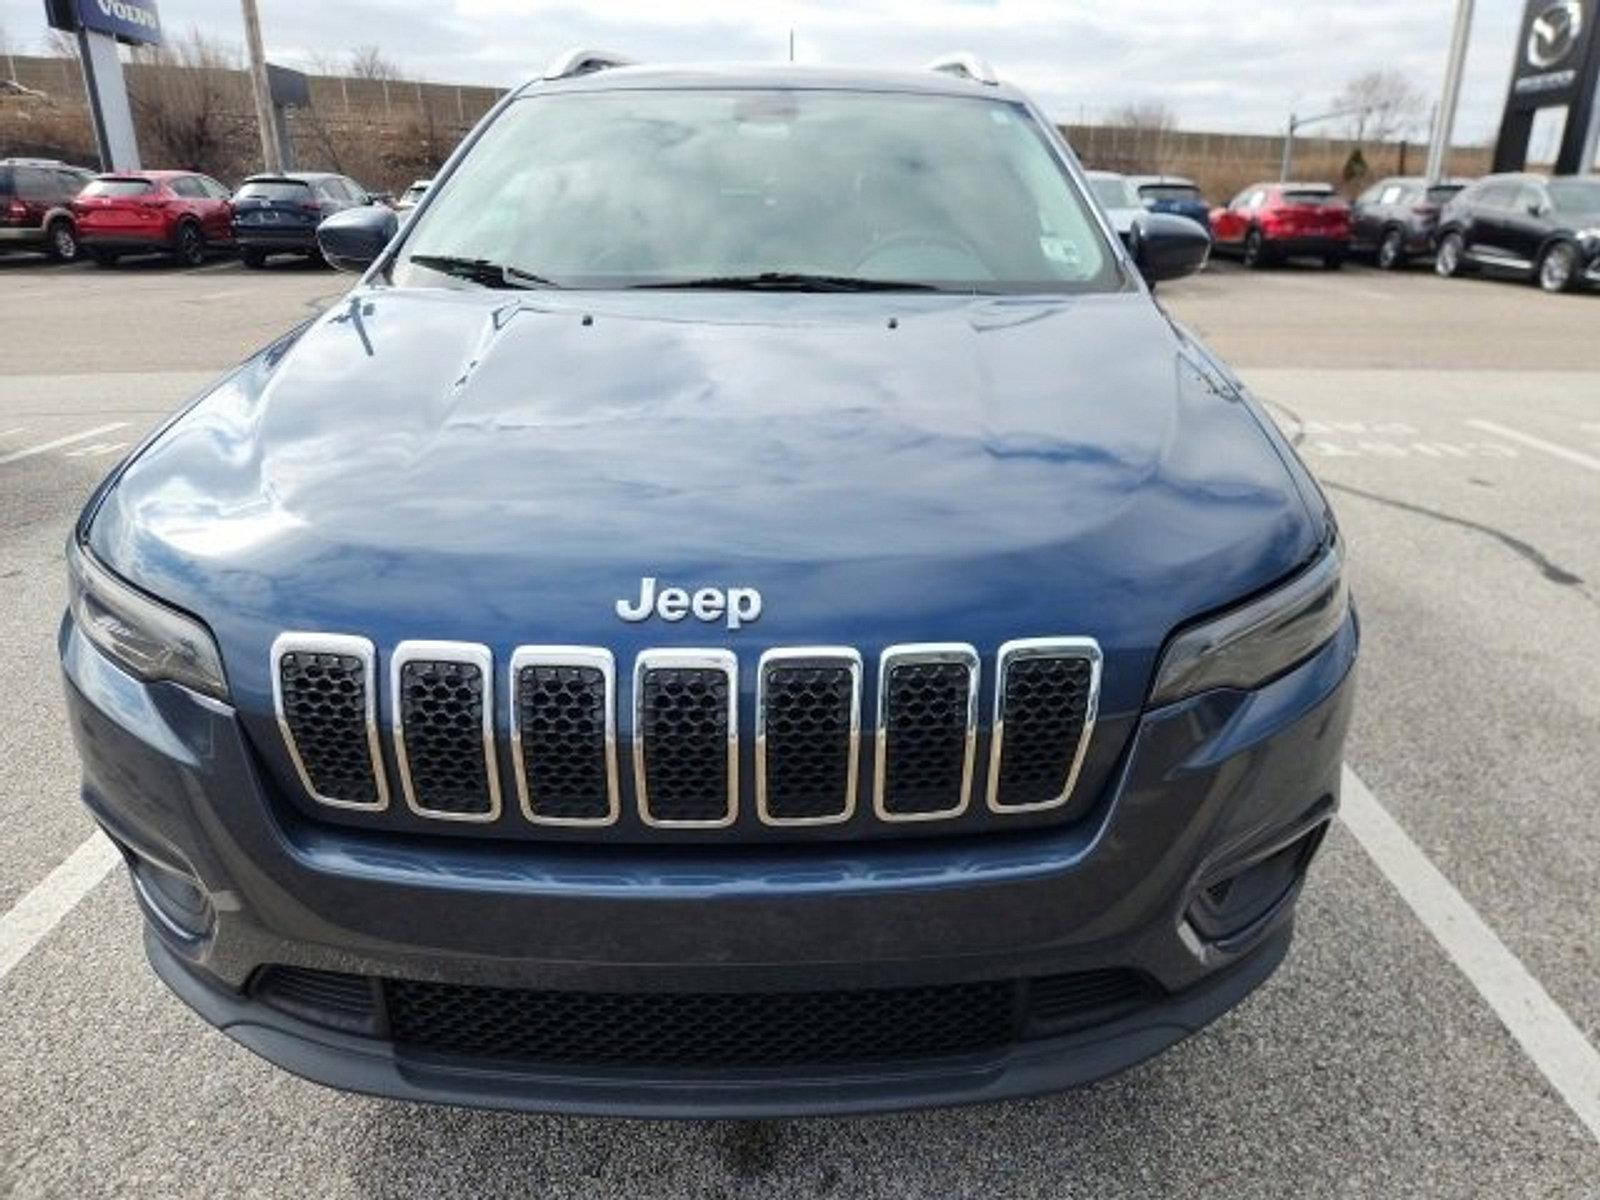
[1537,242,1578,294]
[47,219,81,263]
[1243,229,1269,269]
[240,248,267,269]
[174,222,206,268]
[90,248,120,268]
[1435,232,1465,278]
[1376,229,1406,270]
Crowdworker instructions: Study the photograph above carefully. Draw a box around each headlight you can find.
[1148,540,1348,706]
[66,537,230,701]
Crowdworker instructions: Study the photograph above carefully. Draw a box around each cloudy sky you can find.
[0,0,1540,142]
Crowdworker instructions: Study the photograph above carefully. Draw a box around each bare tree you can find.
[127,30,254,178]
[348,45,401,81]
[1332,70,1427,144]
[1104,101,1180,171]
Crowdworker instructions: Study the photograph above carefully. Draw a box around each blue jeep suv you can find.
[60,52,1356,1117]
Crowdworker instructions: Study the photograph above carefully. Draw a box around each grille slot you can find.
[272,633,387,811]
[510,648,619,827]
[385,976,1017,1068]
[756,648,861,826]
[987,638,1102,813]
[634,650,738,828]
[392,641,501,822]
[875,645,979,822]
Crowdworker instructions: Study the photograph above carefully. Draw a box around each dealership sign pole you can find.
[43,0,163,172]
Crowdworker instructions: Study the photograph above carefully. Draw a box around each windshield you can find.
[237,180,312,201]
[82,179,153,198]
[1139,184,1200,203]
[1547,178,1600,214]
[1425,184,1464,204]
[395,89,1116,292]
[1088,176,1138,209]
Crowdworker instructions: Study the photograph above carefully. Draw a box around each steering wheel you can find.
[852,229,984,273]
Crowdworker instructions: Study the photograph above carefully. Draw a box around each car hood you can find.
[89,286,1320,717]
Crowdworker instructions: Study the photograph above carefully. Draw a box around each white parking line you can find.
[1465,419,1600,474]
[0,833,120,983]
[0,422,129,466]
[1341,765,1600,1143]
[0,426,25,440]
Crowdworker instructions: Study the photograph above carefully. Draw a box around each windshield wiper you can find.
[408,254,559,290]
[631,272,943,292]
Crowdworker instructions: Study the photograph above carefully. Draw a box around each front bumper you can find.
[62,612,1357,1116]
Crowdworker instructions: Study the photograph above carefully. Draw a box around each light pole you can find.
[241,0,282,173]
[1279,106,1371,181]
[1426,0,1475,184]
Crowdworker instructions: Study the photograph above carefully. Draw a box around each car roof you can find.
[1085,170,1126,180]
[93,169,196,180]
[1129,174,1197,187]
[516,62,1031,104]
[241,171,342,182]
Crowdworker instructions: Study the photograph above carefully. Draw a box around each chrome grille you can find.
[874,645,979,822]
[756,648,861,826]
[510,647,619,826]
[271,633,388,812]
[272,637,1101,833]
[987,638,1101,813]
[392,641,501,822]
[634,650,738,828]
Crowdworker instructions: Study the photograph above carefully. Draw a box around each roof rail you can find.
[543,48,635,82]
[924,53,998,86]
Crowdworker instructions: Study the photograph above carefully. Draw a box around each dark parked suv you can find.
[1350,176,1467,269]
[1435,173,1600,293]
[61,52,1352,1118]
[231,171,376,267]
[0,157,94,261]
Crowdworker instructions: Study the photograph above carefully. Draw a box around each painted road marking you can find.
[0,834,120,983]
[1466,419,1600,475]
[1342,766,1600,1144]
[0,422,130,467]
[0,427,25,440]
[62,442,129,459]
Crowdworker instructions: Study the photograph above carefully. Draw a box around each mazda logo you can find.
[1527,0,1583,69]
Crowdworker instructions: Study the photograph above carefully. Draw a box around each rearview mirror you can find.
[316,205,399,274]
[1135,212,1211,285]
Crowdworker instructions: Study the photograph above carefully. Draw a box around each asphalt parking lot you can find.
[2,251,1598,1197]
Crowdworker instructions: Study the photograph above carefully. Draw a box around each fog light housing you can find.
[126,853,213,940]
[1187,823,1327,943]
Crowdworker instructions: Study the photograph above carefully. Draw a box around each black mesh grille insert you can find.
[399,659,493,816]
[761,662,854,822]
[386,977,1016,1068]
[278,651,379,806]
[994,655,1094,809]
[638,666,731,824]
[515,664,612,822]
[880,660,972,817]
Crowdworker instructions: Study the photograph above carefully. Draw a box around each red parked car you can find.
[72,170,235,267]
[1209,182,1351,269]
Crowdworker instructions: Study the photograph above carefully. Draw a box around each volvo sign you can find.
[42,0,163,170]
[75,0,163,46]
[1494,0,1600,172]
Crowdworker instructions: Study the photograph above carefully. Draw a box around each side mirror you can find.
[1135,212,1211,284]
[316,205,399,273]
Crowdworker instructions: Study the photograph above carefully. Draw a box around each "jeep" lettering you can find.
[615,577,762,630]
